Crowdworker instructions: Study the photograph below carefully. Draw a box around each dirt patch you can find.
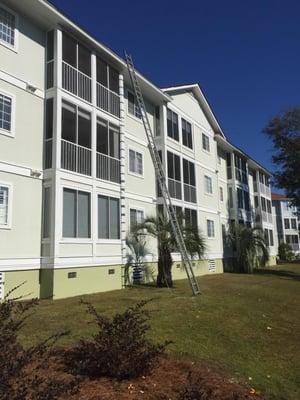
[20,349,264,400]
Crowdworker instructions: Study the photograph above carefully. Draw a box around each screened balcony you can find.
[96,57,120,118]
[62,61,92,103]
[96,83,120,118]
[96,152,120,183]
[168,178,182,200]
[184,183,196,203]
[61,139,91,176]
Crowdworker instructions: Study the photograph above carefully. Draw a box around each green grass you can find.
[20,263,300,400]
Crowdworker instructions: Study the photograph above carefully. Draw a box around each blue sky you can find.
[51,0,300,183]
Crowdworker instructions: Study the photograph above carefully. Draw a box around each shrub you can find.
[0,286,76,400]
[278,242,294,261]
[66,300,169,379]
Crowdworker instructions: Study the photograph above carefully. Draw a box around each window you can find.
[228,187,233,208]
[97,57,119,94]
[284,218,290,229]
[234,154,247,184]
[167,109,179,141]
[62,33,91,76]
[207,220,215,238]
[184,208,198,230]
[182,118,193,149]
[63,188,91,238]
[261,197,266,212]
[266,199,272,214]
[219,187,224,202]
[204,175,213,194]
[183,159,196,202]
[0,92,13,135]
[42,187,51,238]
[226,153,232,179]
[128,91,141,119]
[243,190,250,211]
[269,230,274,247]
[97,118,119,158]
[0,185,10,227]
[291,219,297,229]
[264,229,269,246]
[62,101,91,148]
[0,6,17,49]
[202,133,210,152]
[129,149,143,175]
[130,208,144,228]
[154,106,160,136]
[237,188,243,209]
[98,195,120,239]
[167,151,181,199]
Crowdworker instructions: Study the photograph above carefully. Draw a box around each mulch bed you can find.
[20,349,265,400]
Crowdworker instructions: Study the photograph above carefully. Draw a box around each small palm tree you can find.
[133,212,206,288]
[227,224,269,273]
[124,231,150,285]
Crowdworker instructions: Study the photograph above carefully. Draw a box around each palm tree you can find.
[124,231,150,285]
[133,212,206,288]
[227,224,269,273]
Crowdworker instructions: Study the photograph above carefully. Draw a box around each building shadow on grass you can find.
[254,267,300,282]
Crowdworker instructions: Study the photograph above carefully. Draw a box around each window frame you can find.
[130,207,145,230]
[128,147,144,177]
[284,218,290,230]
[0,3,19,52]
[181,118,193,149]
[204,175,213,195]
[127,90,142,120]
[167,108,179,142]
[219,186,224,202]
[206,219,215,238]
[0,89,15,138]
[202,133,210,153]
[0,182,12,230]
[97,194,120,240]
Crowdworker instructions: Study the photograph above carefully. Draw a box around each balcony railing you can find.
[259,182,266,195]
[168,178,182,200]
[61,139,91,176]
[96,152,120,183]
[44,138,53,169]
[62,61,92,103]
[184,183,196,203]
[96,82,120,118]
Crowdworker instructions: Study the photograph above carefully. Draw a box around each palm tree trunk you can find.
[157,248,173,288]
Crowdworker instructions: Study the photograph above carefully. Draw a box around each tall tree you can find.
[263,107,300,208]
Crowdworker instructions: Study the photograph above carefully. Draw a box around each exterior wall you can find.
[272,199,299,253]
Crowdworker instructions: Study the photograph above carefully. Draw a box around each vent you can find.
[208,259,216,273]
[68,272,77,279]
[108,269,115,275]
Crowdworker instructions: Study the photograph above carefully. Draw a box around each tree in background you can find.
[263,107,300,208]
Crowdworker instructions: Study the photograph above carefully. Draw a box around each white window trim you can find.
[126,89,143,123]
[0,3,19,53]
[204,175,213,195]
[181,117,193,150]
[128,147,144,178]
[129,206,145,230]
[202,133,211,154]
[97,193,121,241]
[0,89,15,138]
[0,182,13,229]
[219,186,224,202]
[206,218,215,239]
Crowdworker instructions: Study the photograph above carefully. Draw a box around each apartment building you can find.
[272,193,299,254]
[0,0,277,300]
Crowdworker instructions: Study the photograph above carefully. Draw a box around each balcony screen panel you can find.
[46,30,54,61]
[62,33,76,67]
[109,67,119,94]
[78,191,90,238]
[109,124,119,158]
[167,151,173,178]
[62,101,76,143]
[97,118,108,154]
[183,159,189,184]
[78,44,91,76]
[98,195,109,238]
[78,108,91,148]
[63,188,76,238]
[46,98,53,139]
[174,154,181,181]
[190,162,195,186]
[97,58,108,86]
[110,198,120,239]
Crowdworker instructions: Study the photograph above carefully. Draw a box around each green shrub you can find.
[278,242,294,261]
[66,300,170,379]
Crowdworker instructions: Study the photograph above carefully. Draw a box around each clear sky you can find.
[50,0,300,182]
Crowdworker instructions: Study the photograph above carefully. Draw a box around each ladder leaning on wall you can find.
[124,52,201,296]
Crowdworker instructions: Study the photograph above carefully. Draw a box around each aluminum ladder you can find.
[125,52,201,295]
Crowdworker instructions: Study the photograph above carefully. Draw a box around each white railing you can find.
[265,186,271,197]
[96,152,120,183]
[61,139,91,176]
[259,182,266,195]
[267,213,273,224]
[184,183,196,203]
[62,61,92,103]
[168,178,182,200]
[261,210,268,222]
[46,60,54,89]
[96,82,120,118]
[253,181,258,192]
[44,138,53,169]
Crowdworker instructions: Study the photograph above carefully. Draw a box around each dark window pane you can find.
[167,109,172,137]
[109,124,119,158]
[173,112,179,141]
[46,30,54,61]
[62,101,76,143]
[63,188,76,237]
[183,159,189,184]
[167,151,173,178]
[128,91,135,115]
[62,33,77,67]
[110,198,120,239]
[98,195,109,238]
[78,108,91,148]
[97,58,108,86]
[78,191,90,238]
[174,154,181,181]
[78,44,91,76]
[109,67,119,94]
[189,162,195,186]
[97,118,108,154]
[46,98,53,139]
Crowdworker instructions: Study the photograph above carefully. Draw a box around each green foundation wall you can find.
[4,270,40,300]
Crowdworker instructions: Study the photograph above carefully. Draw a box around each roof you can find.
[272,193,288,200]
[161,84,226,138]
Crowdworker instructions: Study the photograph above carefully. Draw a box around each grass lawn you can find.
[20,263,300,400]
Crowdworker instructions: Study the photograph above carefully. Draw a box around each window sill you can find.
[0,40,18,54]
[128,171,144,179]
[166,136,180,145]
[204,192,213,197]
[0,225,11,230]
[202,148,211,155]
[127,110,143,124]
[0,128,14,138]
[60,239,92,244]
[97,239,121,244]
